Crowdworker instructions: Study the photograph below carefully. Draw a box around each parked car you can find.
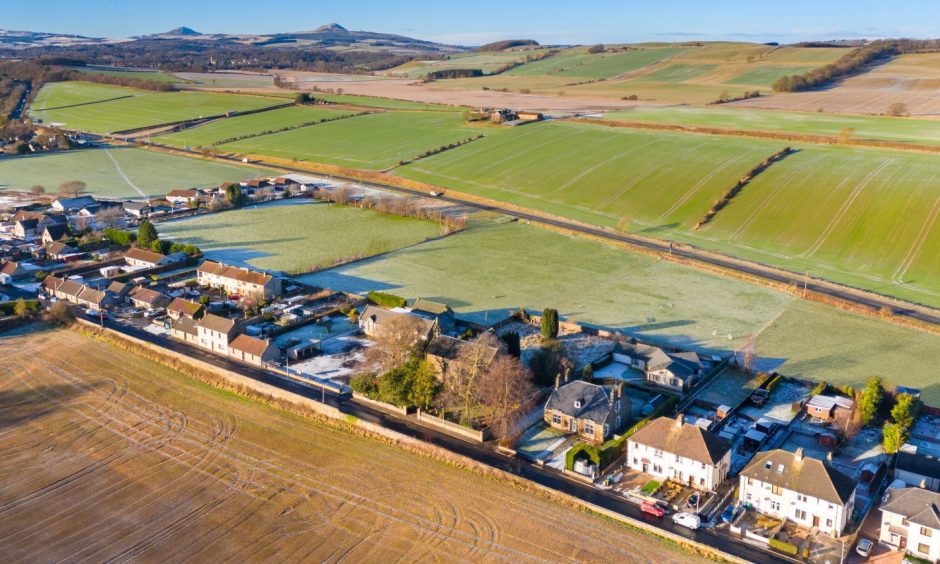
[672,512,701,530]
[85,308,100,318]
[144,308,165,318]
[686,494,700,509]
[856,538,874,558]
[640,501,665,517]
[721,504,742,524]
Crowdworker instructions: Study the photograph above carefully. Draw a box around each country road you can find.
[91,314,794,564]
[132,139,940,330]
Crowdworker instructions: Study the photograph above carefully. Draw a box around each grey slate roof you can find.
[545,381,612,424]
[629,416,731,465]
[360,305,436,335]
[426,335,498,364]
[648,349,701,379]
[897,449,940,481]
[880,487,940,530]
[613,341,662,363]
[741,449,856,505]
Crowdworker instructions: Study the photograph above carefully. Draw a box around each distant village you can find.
[1,173,938,564]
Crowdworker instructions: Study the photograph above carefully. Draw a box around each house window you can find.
[552,413,561,425]
[675,454,681,463]
[653,464,662,474]
[746,493,752,502]
[574,400,581,409]
[919,543,930,555]
[654,449,663,458]
[795,509,807,520]
[584,422,595,435]
[922,527,933,537]
[603,424,609,437]
[699,477,705,486]
[771,485,781,495]
[770,501,781,511]
[701,462,706,470]
[633,458,638,465]
[826,519,833,528]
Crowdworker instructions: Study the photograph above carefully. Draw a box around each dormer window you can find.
[777,464,785,473]
[765,461,772,470]
[573,400,582,409]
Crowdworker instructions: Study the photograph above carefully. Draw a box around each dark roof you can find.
[741,449,856,505]
[38,214,68,227]
[897,449,940,481]
[648,349,701,379]
[128,286,168,306]
[43,223,69,241]
[16,218,38,230]
[880,487,940,530]
[629,416,731,465]
[411,298,453,316]
[198,313,237,334]
[54,195,96,211]
[613,341,662,363]
[545,381,612,424]
[426,335,498,364]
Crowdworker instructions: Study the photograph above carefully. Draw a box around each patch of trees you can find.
[772,39,940,93]
[709,90,761,105]
[476,39,539,52]
[693,147,794,230]
[367,291,407,309]
[884,392,921,454]
[425,68,483,80]
[397,134,484,166]
[586,44,606,54]
[351,355,437,409]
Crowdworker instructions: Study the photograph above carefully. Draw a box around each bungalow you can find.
[228,334,280,366]
[41,223,70,244]
[123,201,153,218]
[544,380,631,444]
[106,281,133,302]
[0,261,27,281]
[127,286,171,310]
[612,341,663,371]
[879,487,940,562]
[738,448,856,537]
[626,415,732,492]
[646,349,704,392]
[52,195,97,214]
[165,189,205,205]
[410,298,456,334]
[895,445,940,492]
[197,260,282,300]
[45,242,80,260]
[197,313,239,354]
[42,275,115,309]
[425,334,498,381]
[358,304,437,342]
[167,297,205,320]
[805,394,855,422]
[125,248,186,269]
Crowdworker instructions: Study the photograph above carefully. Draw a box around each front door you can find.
[812,516,820,527]
[569,418,576,433]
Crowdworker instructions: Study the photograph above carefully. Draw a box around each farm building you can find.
[52,195,97,214]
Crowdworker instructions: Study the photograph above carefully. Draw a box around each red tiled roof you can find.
[197,260,272,286]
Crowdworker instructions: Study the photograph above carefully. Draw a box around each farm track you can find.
[0,329,691,563]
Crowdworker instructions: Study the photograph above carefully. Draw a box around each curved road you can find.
[136,139,940,329]
[92,314,792,564]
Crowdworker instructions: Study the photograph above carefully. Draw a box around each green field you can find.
[754,300,940,405]
[505,47,687,79]
[158,199,442,274]
[75,68,181,83]
[30,82,283,133]
[643,63,718,82]
[0,147,273,199]
[311,93,467,111]
[398,120,781,228]
[603,105,940,145]
[302,219,795,350]
[722,65,816,86]
[217,111,480,170]
[386,51,540,79]
[154,106,353,148]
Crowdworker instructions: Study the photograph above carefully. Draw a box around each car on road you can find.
[429,191,443,197]
[686,494,700,509]
[85,308,106,319]
[721,504,743,524]
[672,512,701,530]
[856,538,874,558]
[640,501,665,517]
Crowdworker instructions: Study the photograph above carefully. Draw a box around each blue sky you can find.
[6,0,940,45]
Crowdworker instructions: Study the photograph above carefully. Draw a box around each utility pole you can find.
[802,271,809,298]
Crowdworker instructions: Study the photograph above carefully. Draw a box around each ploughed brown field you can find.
[0,327,699,563]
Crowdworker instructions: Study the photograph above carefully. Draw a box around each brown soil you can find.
[0,326,702,563]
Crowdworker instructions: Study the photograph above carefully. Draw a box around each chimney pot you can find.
[676,414,684,427]
[826,451,833,462]
[795,447,805,460]
[555,375,560,390]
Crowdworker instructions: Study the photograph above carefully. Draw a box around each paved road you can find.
[136,140,940,329]
[9,80,30,121]
[93,313,791,563]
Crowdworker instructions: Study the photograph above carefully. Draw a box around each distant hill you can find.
[476,39,540,52]
[164,27,201,36]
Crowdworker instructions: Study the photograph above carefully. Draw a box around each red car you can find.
[641,501,665,517]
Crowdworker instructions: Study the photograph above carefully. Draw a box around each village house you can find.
[228,334,280,366]
[409,298,456,334]
[106,281,133,302]
[197,313,239,354]
[42,275,115,310]
[544,380,631,444]
[895,445,940,492]
[13,218,39,240]
[52,195,97,214]
[170,316,199,344]
[166,297,205,321]
[124,247,187,269]
[165,189,206,205]
[805,394,855,422]
[612,341,663,371]
[41,223,69,244]
[425,334,498,381]
[646,349,704,392]
[738,448,856,537]
[879,487,940,561]
[123,201,153,218]
[127,286,171,310]
[0,261,28,281]
[626,415,732,492]
[358,304,437,342]
[44,241,80,261]
[197,260,282,300]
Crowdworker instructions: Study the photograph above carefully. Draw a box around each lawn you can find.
[0,327,696,562]
[754,300,940,405]
[301,219,795,351]
[397,120,782,229]
[217,111,480,170]
[153,105,353,148]
[30,81,284,133]
[157,199,443,274]
[602,105,940,146]
[0,147,273,199]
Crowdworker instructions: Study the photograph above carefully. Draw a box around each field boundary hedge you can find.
[208,111,370,146]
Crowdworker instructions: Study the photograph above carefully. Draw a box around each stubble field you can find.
[0,327,702,563]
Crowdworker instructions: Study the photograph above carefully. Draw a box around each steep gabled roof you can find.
[125,247,166,265]
[45,242,78,256]
[360,304,436,336]
[198,313,238,334]
[167,298,204,318]
[880,487,940,530]
[545,381,613,424]
[897,449,940,481]
[629,416,731,465]
[741,449,856,505]
[230,334,276,356]
[648,349,701,379]
[42,223,69,241]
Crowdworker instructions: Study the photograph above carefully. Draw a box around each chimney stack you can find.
[676,414,684,427]
[826,451,833,462]
[795,447,805,460]
[554,375,560,390]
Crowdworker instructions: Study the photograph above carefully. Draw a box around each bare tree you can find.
[886,102,909,117]
[95,206,125,229]
[834,403,864,442]
[30,184,45,196]
[442,332,503,425]
[59,180,87,197]
[740,335,757,373]
[479,355,535,443]
[364,316,423,373]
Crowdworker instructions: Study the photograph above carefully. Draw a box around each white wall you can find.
[626,440,727,491]
[738,476,851,537]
